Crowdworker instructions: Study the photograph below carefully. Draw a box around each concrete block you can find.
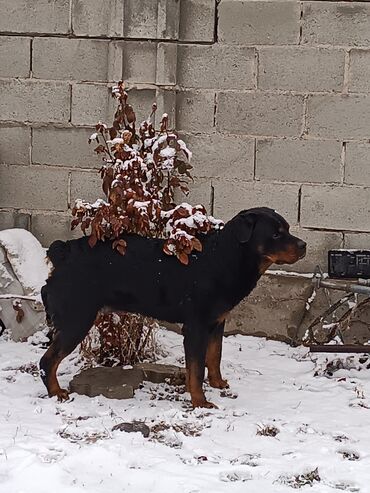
[258,47,345,92]
[344,232,370,249]
[72,0,124,37]
[302,2,370,47]
[126,88,157,125]
[0,126,30,165]
[0,37,30,78]
[219,0,300,45]
[0,0,70,34]
[274,228,343,273]
[122,41,157,84]
[32,127,101,169]
[256,139,341,184]
[135,363,185,385]
[155,88,176,127]
[31,213,80,247]
[70,170,105,205]
[0,80,70,124]
[71,84,112,126]
[123,0,180,40]
[213,180,299,224]
[307,94,370,140]
[180,133,254,181]
[33,38,110,82]
[0,165,68,211]
[227,273,312,344]
[349,49,370,93]
[179,0,215,42]
[301,184,370,232]
[217,92,304,137]
[0,210,30,230]
[177,45,255,90]
[156,0,181,40]
[345,143,370,187]
[176,90,215,132]
[175,177,213,213]
[156,43,177,86]
[70,367,143,399]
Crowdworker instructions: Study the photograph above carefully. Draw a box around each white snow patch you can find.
[0,229,48,296]
[1,330,370,492]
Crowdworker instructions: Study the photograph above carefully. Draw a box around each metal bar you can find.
[315,278,370,295]
[310,345,370,353]
[0,294,39,301]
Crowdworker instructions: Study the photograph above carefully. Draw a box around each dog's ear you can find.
[234,212,256,243]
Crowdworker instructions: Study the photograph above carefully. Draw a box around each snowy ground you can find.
[1,328,370,493]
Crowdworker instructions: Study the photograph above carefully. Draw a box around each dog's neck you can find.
[209,226,263,307]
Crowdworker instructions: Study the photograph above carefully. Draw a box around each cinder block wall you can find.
[1,0,370,272]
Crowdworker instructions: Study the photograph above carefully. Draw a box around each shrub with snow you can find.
[72,81,222,265]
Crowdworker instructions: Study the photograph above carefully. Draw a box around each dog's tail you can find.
[47,240,70,269]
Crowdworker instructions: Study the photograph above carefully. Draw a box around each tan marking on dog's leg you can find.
[206,335,228,389]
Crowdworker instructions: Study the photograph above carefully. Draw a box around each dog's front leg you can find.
[206,321,229,390]
[183,323,217,409]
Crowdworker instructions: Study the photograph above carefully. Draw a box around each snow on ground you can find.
[1,328,370,493]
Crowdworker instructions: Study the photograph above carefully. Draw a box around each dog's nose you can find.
[297,240,306,251]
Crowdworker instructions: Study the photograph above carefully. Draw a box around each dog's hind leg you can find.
[183,322,217,409]
[39,304,97,401]
[206,321,229,389]
[39,332,72,401]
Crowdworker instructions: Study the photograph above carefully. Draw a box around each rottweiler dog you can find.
[40,207,306,408]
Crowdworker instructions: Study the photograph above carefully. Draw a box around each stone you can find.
[0,80,70,124]
[72,0,124,37]
[176,90,215,132]
[112,422,150,437]
[121,41,157,84]
[70,363,185,399]
[70,367,143,399]
[307,94,370,140]
[0,37,30,78]
[180,133,254,181]
[256,139,341,184]
[33,38,110,82]
[71,84,113,126]
[345,143,370,186]
[258,47,345,92]
[70,170,104,206]
[212,180,299,224]
[0,0,70,34]
[217,92,304,137]
[0,165,68,211]
[177,45,255,90]
[31,213,79,247]
[219,0,300,45]
[302,1,370,47]
[136,362,186,385]
[349,49,370,93]
[226,272,312,343]
[179,0,215,42]
[0,126,31,165]
[32,127,101,169]
[301,185,370,232]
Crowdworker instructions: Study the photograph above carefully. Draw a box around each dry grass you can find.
[80,311,158,367]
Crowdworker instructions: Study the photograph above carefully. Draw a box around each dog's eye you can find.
[272,233,282,240]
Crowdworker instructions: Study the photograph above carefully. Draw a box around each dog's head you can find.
[230,207,306,272]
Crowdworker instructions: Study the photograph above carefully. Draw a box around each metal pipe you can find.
[317,279,370,295]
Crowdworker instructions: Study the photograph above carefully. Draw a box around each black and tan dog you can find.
[40,207,306,408]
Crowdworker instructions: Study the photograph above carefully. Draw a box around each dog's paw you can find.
[55,388,70,402]
[192,399,218,409]
[209,377,229,389]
